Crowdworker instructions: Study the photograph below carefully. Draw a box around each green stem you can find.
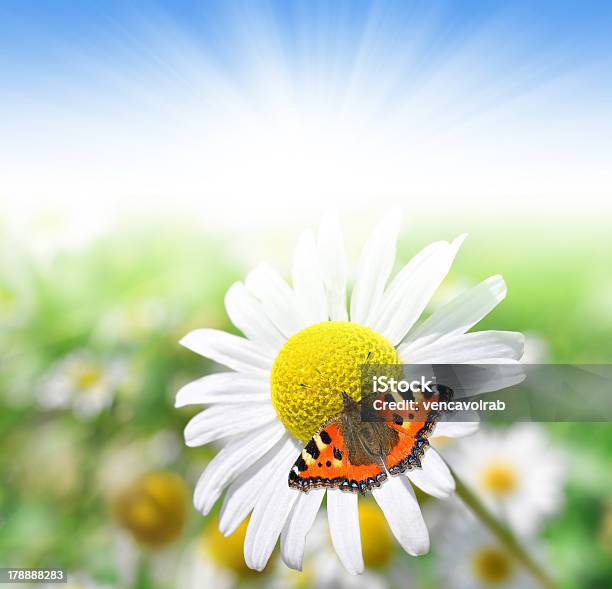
[450,466,557,589]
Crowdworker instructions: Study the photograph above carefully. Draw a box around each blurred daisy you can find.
[436,515,538,589]
[110,470,188,548]
[179,518,272,589]
[37,350,125,419]
[177,214,524,573]
[109,470,188,585]
[447,424,566,536]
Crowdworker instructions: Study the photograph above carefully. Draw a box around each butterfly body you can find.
[288,386,452,494]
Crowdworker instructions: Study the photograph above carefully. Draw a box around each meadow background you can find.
[1,214,611,588]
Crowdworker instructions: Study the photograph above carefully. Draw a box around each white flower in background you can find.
[38,350,126,419]
[447,424,566,536]
[177,214,524,573]
[436,515,539,589]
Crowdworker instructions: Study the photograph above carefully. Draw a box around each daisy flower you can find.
[37,350,126,419]
[177,214,524,573]
[436,513,540,589]
[446,424,566,536]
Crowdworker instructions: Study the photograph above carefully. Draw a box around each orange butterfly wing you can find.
[382,384,453,474]
[288,422,387,493]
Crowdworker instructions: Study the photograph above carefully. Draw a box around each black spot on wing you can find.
[333,447,343,461]
[295,456,307,472]
[320,430,332,445]
[305,439,320,460]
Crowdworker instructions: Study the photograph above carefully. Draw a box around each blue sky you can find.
[2,1,611,93]
[1,1,611,235]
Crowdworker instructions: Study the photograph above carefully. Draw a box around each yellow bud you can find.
[111,471,187,547]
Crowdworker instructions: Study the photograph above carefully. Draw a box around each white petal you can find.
[175,372,269,407]
[292,229,328,327]
[180,329,272,374]
[402,330,525,364]
[372,477,429,556]
[225,282,285,354]
[406,448,455,499]
[218,435,299,536]
[350,212,400,326]
[280,489,325,571]
[404,275,507,347]
[372,235,466,345]
[317,215,348,321]
[193,421,287,514]
[244,450,302,571]
[184,403,277,447]
[244,263,300,339]
[327,491,363,575]
[433,420,479,438]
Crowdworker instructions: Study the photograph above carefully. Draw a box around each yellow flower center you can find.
[271,321,399,441]
[471,546,513,584]
[111,471,187,547]
[70,363,103,389]
[480,462,519,496]
[203,518,268,577]
[359,501,394,569]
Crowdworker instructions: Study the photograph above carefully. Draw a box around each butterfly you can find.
[288,384,453,494]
